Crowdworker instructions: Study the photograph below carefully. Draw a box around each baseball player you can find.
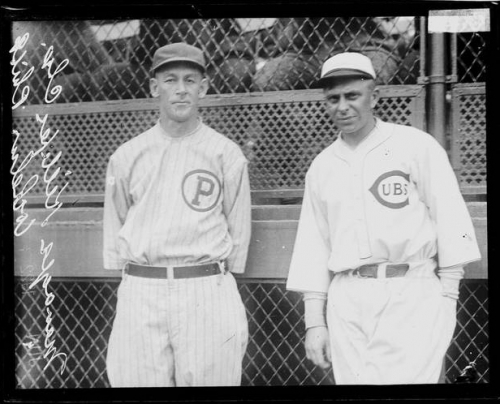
[103,42,251,387]
[286,52,481,384]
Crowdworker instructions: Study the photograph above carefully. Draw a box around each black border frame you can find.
[1,1,498,402]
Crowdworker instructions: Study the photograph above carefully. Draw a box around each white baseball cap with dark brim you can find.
[151,42,206,74]
[319,52,376,86]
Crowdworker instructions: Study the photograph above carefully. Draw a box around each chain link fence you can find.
[12,17,421,105]
[456,32,487,83]
[15,278,488,388]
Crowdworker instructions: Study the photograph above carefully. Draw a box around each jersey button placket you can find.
[353,156,371,259]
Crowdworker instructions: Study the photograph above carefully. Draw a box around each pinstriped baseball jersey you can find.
[103,119,251,273]
[287,119,481,294]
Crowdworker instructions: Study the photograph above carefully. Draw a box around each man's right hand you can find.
[305,326,331,369]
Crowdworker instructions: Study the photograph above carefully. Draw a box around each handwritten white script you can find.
[10,33,34,110]
[41,45,69,104]
[11,114,69,236]
[28,239,68,373]
[11,32,69,376]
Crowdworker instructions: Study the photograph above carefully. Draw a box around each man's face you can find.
[150,63,208,124]
[323,77,379,139]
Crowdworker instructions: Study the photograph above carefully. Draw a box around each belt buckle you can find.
[166,266,174,280]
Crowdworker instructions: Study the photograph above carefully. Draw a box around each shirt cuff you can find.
[437,266,464,300]
[303,292,327,329]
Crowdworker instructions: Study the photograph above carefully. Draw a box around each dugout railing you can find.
[11,17,488,387]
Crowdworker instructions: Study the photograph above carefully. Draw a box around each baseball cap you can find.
[151,42,206,74]
[319,52,376,86]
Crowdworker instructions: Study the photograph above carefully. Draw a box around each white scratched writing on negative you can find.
[10,32,69,376]
[28,239,68,373]
[10,33,34,110]
[12,114,70,236]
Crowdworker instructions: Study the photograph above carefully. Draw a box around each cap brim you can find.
[318,69,375,86]
[151,58,206,74]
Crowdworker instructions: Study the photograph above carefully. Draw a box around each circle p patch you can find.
[182,169,222,212]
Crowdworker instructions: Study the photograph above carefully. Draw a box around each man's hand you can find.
[305,326,331,369]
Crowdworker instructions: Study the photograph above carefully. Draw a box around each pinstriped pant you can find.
[106,272,248,387]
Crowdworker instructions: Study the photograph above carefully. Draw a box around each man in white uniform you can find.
[103,43,251,387]
[286,52,481,384]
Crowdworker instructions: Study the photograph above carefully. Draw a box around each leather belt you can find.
[352,263,409,278]
[125,261,225,280]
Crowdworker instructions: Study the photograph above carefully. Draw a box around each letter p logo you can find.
[182,169,222,212]
[191,175,215,206]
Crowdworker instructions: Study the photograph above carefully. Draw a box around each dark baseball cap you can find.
[151,42,206,74]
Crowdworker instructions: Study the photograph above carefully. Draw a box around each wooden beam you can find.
[13,203,487,279]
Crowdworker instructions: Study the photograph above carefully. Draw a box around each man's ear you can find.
[370,86,379,109]
[198,77,209,99]
[150,77,159,98]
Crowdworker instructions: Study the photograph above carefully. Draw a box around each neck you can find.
[159,115,200,138]
[342,117,376,149]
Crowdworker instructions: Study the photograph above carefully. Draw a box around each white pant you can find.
[326,262,457,384]
[106,272,248,387]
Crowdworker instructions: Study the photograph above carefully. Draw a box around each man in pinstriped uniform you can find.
[103,42,251,387]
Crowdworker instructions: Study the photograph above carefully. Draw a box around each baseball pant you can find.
[326,260,458,384]
[106,271,248,387]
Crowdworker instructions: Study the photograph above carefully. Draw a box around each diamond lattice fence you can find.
[15,278,488,388]
[11,17,421,105]
[12,89,420,196]
[451,85,487,188]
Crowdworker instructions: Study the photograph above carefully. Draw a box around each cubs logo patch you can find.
[369,170,410,209]
[182,169,222,212]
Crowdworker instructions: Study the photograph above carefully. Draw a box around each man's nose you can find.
[338,96,349,112]
[176,81,187,93]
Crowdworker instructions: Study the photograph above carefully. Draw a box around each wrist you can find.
[439,277,461,300]
[304,294,327,329]
[438,266,464,300]
[305,324,328,331]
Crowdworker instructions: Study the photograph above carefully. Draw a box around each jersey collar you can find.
[155,117,205,143]
[333,118,393,160]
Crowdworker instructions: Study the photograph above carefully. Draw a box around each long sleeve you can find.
[223,159,252,274]
[103,155,131,270]
[286,168,332,294]
[414,136,481,268]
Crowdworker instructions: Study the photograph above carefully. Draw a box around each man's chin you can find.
[171,111,195,123]
[337,124,357,134]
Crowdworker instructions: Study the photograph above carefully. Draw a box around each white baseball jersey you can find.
[287,119,481,294]
[286,118,481,384]
[103,119,251,273]
[103,119,251,387]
